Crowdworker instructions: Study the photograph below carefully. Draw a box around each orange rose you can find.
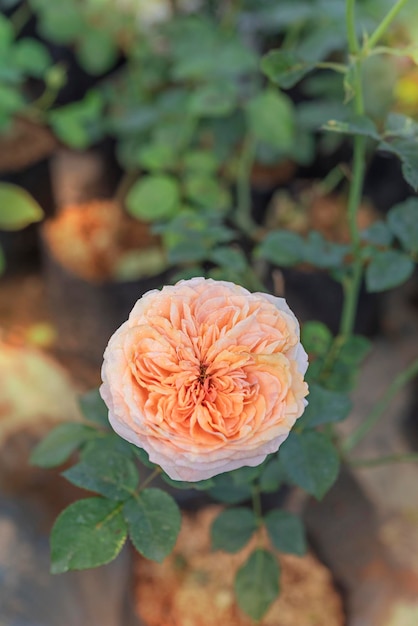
[100,278,308,482]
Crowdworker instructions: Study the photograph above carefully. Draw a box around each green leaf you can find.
[63,448,139,500]
[297,384,352,429]
[13,39,51,77]
[301,321,333,357]
[123,489,181,562]
[296,100,347,132]
[235,549,280,620]
[259,456,286,493]
[211,507,257,553]
[0,183,44,230]
[161,473,214,491]
[76,29,118,75]
[387,198,418,254]
[366,249,414,292]
[230,465,264,485]
[29,423,98,468]
[280,430,340,499]
[126,175,180,222]
[209,247,247,273]
[261,49,314,89]
[384,112,418,139]
[323,115,380,140]
[0,245,4,274]
[83,434,133,457]
[49,91,103,149]
[265,510,306,556]
[171,28,257,81]
[130,445,157,469]
[189,83,237,117]
[246,89,295,151]
[35,3,84,44]
[50,497,127,574]
[153,116,196,152]
[182,150,219,174]
[256,230,305,267]
[337,335,372,366]
[303,231,348,268]
[137,143,177,172]
[0,84,25,115]
[79,388,110,427]
[184,175,231,211]
[209,473,252,504]
[361,221,393,246]
[379,139,418,191]
[0,14,14,55]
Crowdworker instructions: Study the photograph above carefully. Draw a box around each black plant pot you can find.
[0,158,55,274]
[268,266,382,337]
[41,233,174,366]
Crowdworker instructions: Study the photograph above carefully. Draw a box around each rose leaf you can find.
[50,497,127,574]
[280,430,340,499]
[123,488,181,563]
[63,448,139,500]
[235,548,280,620]
[211,507,257,553]
[29,423,99,468]
[265,510,307,556]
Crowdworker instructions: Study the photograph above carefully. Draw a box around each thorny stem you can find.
[342,356,418,453]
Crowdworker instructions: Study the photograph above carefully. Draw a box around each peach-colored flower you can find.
[100,278,308,482]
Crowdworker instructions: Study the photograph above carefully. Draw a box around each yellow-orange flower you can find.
[100,278,308,481]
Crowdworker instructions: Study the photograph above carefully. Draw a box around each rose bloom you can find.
[100,278,308,482]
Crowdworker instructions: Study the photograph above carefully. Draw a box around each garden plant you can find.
[25,0,418,621]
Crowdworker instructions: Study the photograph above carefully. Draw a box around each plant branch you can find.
[10,1,32,36]
[346,0,359,54]
[339,0,367,338]
[316,62,348,73]
[350,452,418,468]
[368,0,410,49]
[139,467,163,492]
[342,356,418,452]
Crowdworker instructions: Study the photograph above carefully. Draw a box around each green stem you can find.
[30,86,59,115]
[346,0,359,54]
[339,0,366,338]
[319,164,345,196]
[342,356,418,452]
[368,0,410,49]
[138,467,163,492]
[10,1,31,36]
[350,452,418,468]
[316,62,348,73]
[339,241,363,337]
